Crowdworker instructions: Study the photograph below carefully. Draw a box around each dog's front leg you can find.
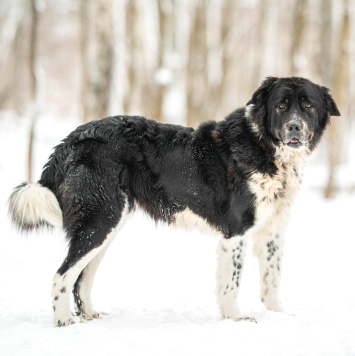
[216,235,254,322]
[253,226,286,313]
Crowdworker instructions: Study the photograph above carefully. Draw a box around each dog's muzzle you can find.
[282,119,308,149]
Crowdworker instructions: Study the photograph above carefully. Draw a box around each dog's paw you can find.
[220,307,257,323]
[236,316,257,323]
[262,298,285,313]
[223,314,257,323]
[56,317,76,327]
[80,311,108,322]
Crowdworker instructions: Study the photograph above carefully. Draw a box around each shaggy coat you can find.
[9,77,340,326]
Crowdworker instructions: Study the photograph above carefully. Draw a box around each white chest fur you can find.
[248,148,307,226]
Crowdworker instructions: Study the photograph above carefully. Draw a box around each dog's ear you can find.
[320,86,341,116]
[246,77,279,106]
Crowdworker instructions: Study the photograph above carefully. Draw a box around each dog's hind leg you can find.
[52,227,115,327]
[72,245,111,321]
[52,249,100,326]
[73,206,128,321]
[52,198,129,327]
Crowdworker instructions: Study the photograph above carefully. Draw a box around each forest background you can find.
[1,2,355,354]
[0,0,354,196]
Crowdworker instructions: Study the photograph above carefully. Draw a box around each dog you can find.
[9,77,340,326]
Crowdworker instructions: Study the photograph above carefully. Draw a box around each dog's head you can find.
[246,77,340,151]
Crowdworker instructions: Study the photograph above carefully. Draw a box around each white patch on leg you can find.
[216,235,255,322]
[52,247,102,326]
[52,202,129,326]
[247,148,308,314]
[252,215,288,313]
[52,250,104,327]
[75,245,111,320]
[52,246,110,326]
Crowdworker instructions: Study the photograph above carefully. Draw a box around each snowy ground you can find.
[1,115,354,355]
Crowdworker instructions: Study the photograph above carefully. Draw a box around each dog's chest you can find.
[248,156,304,224]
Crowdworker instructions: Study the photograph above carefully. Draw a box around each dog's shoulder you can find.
[213,108,278,185]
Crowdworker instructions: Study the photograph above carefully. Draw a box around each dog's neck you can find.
[274,145,310,165]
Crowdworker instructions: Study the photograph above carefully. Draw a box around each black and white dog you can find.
[9,77,340,326]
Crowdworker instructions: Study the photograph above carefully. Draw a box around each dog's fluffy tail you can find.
[8,182,63,232]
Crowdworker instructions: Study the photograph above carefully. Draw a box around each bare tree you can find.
[81,0,92,122]
[154,0,174,122]
[1,0,354,197]
[215,0,244,117]
[81,0,114,123]
[123,0,147,116]
[323,0,350,198]
[290,0,308,75]
[0,1,28,114]
[186,0,208,127]
[27,0,39,182]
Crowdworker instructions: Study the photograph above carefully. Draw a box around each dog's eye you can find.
[278,103,286,110]
[304,102,313,109]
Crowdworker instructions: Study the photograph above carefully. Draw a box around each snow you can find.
[1,115,355,356]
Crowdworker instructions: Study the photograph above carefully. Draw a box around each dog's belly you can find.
[173,208,222,237]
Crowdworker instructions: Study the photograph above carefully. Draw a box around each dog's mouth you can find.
[287,137,303,148]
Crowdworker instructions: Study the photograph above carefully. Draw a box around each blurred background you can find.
[0,0,354,197]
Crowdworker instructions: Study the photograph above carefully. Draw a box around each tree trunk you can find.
[290,0,308,75]
[154,0,174,122]
[123,0,142,115]
[27,0,39,183]
[324,0,349,198]
[186,1,208,127]
[81,0,91,123]
[81,0,114,123]
[95,0,114,119]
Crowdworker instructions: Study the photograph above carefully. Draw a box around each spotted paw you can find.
[220,307,257,323]
[223,314,257,323]
[80,312,108,322]
[56,318,75,327]
[236,316,257,323]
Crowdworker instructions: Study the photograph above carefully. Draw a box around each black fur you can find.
[40,114,260,239]
[8,77,340,325]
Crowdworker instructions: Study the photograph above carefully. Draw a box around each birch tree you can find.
[186,0,208,127]
[1,0,354,196]
[0,0,28,114]
[27,0,39,182]
[81,0,114,123]
[323,0,350,198]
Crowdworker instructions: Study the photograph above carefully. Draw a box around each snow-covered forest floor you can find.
[0,115,354,355]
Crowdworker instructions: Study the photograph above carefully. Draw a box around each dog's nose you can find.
[287,120,301,132]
